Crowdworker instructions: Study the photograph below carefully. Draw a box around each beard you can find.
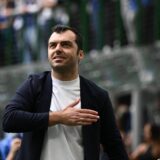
[48,50,80,75]
[49,59,78,75]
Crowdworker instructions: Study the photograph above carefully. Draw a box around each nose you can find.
[54,44,63,55]
[55,43,63,51]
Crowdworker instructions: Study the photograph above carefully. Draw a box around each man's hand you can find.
[49,99,100,126]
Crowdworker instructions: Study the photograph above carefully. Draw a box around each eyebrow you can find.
[49,40,75,43]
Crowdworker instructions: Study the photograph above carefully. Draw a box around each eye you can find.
[49,42,56,49]
[61,41,72,48]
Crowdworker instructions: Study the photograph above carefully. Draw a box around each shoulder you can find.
[28,71,51,81]
[16,71,51,95]
[26,71,51,86]
[27,71,51,92]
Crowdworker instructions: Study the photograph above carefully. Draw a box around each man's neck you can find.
[51,70,79,81]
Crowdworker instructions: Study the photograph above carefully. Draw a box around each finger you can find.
[73,114,99,125]
[84,117,99,123]
[72,111,99,120]
[69,116,98,126]
[79,116,99,123]
[78,109,99,115]
[77,117,98,125]
[77,121,93,125]
[78,113,99,119]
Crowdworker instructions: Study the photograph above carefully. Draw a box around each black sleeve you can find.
[100,92,129,160]
[2,75,49,133]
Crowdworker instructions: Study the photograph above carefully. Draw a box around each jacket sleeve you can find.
[2,75,49,133]
[100,91,129,160]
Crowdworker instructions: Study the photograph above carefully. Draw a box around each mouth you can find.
[52,56,66,62]
[54,56,65,59]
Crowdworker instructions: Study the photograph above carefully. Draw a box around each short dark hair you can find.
[52,24,83,50]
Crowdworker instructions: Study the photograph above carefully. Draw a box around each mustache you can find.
[50,51,66,59]
[53,55,66,59]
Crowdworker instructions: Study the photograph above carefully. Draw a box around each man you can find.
[2,25,129,160]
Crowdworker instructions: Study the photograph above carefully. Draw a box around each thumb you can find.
[67,98,80,108]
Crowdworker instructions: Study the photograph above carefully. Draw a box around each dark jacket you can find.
[2,71,129,160]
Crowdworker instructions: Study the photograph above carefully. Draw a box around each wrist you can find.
[49,111,62,126]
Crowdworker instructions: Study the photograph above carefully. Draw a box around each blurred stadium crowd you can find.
[0,0,160,160]
[0,0,68,66]
[0,0,160,66]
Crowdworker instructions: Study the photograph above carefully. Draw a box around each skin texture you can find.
[48,30,83,80]
[6,138,21,160]
[47,30,99,126]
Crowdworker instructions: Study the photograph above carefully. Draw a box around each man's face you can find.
[48,30,83,73]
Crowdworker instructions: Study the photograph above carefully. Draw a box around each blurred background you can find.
[0,0,160,159]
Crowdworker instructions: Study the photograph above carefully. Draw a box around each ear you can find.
[78,50,84,62]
